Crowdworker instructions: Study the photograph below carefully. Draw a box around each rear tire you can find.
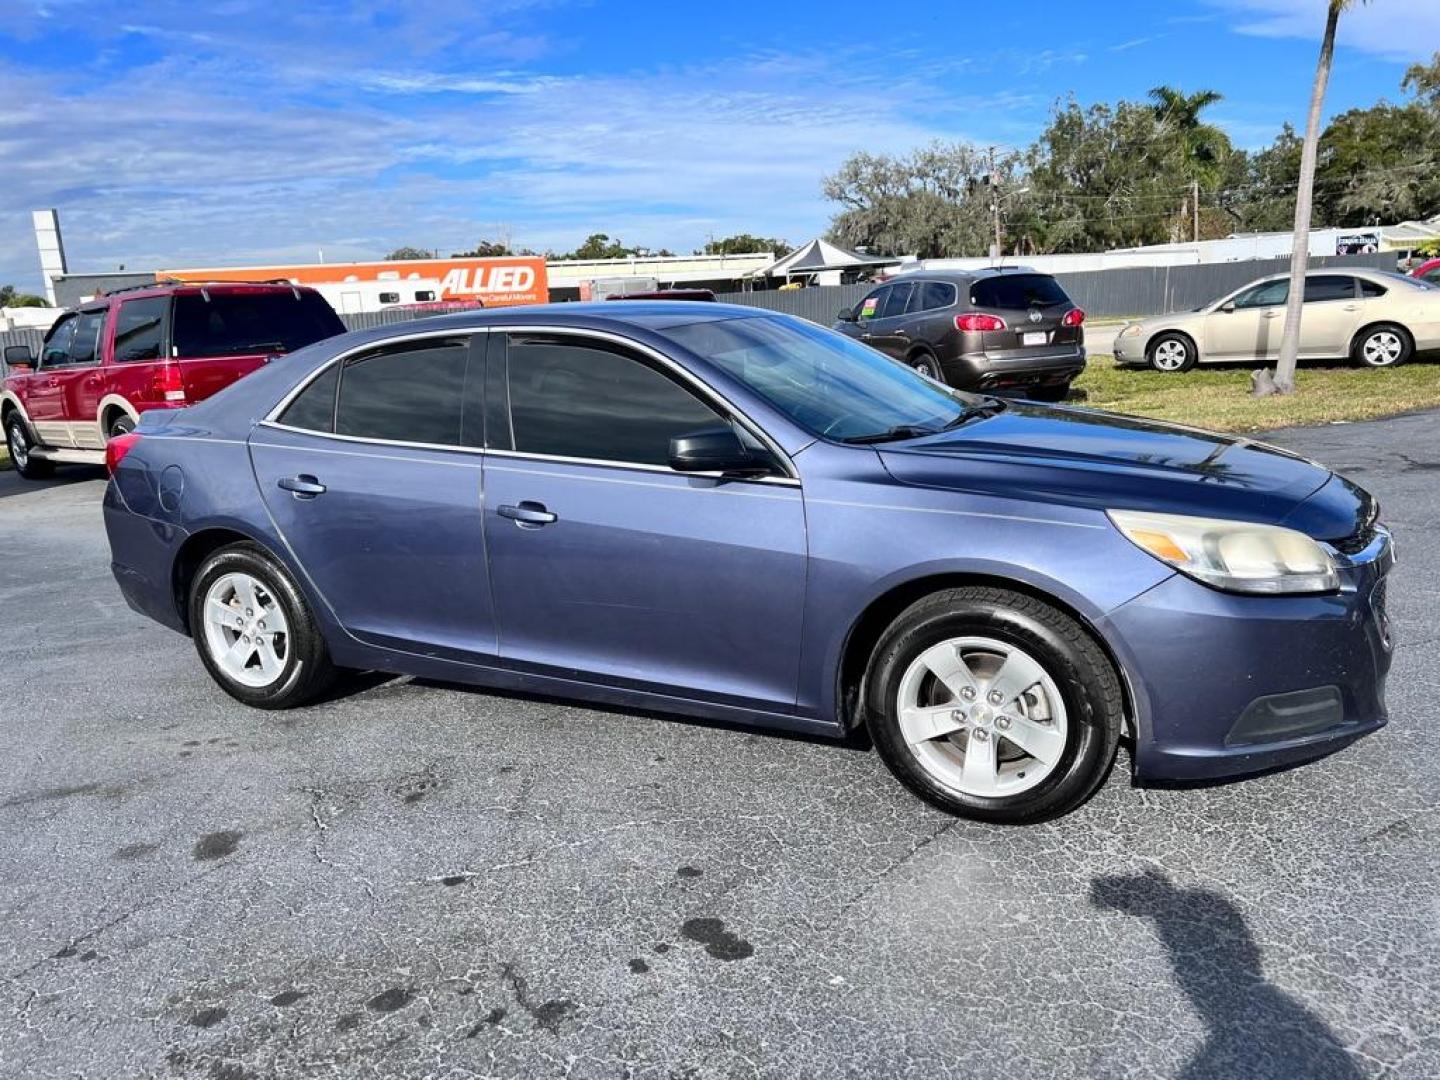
[1147,333,1197,373]
[5,414,54,480]
[864,587,1123,824]
[1352,324,1412,369]
[108,414,136,439]
[1028,383,1072,403]
[910,350,945,383]
[189,543,337,709]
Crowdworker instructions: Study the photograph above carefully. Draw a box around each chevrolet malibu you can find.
[104,304,1393,823]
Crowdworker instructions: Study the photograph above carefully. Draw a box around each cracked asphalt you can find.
[1,409,1437,1079]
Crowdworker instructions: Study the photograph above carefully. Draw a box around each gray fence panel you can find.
[717,253,1400,323]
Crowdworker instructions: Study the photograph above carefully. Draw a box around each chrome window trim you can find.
[261,324,800,482]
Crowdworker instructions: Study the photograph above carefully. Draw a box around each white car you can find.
[1113,269,1440,372]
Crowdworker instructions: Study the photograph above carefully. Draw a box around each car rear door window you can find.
[880,282,915,319]
[971,275,1069,310]
[504,336,726,467]
[113,297,168,363]
[332,337,470,446]
[916,281,956,312]
[1304,276,1356,303]
[172,291,343,357]
[68,309,107,366]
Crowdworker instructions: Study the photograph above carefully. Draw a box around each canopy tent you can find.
[753,238,899,283]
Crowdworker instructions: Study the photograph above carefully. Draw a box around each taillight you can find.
[106,432,141,474]
[955,313,1007,332]
[152,363,186,402]
[1063,308,1086,327]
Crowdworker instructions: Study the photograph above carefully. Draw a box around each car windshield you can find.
[656,315,986,442]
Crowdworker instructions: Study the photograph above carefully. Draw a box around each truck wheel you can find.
[5,415,54,479]
[108,415,136,438]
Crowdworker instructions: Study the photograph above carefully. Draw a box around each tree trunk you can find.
[1265,3,1341,397]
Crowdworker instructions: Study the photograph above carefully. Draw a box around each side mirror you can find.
[668,427,773,477]
[1220,301,1237,313]
[3,345,35,370]
[837,306,855,322]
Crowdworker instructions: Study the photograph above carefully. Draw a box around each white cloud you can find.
[1213,0,1440,62]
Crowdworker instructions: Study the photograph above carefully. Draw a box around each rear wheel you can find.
[189,543,336,709]
[108,414,136,439]
[864,587,1123,823]
[5,414,54,480]
[910,350,944,382]
[1147,333,1197,373]
[1352,324,1411,369]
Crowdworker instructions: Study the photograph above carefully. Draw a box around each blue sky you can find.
[2,0,1438,291]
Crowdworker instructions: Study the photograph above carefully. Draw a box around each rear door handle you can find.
[278,475,326,498]
[498,501,557,527]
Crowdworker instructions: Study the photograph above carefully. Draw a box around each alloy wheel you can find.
[6,421,29,470]
[1362,331,1403,366]
[896,636,1069,798]
[201,572,291,688]
[1152,339,1189,371]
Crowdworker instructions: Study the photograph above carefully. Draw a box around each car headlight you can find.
[1118,324,1141,338]
[1107,509,1339,595]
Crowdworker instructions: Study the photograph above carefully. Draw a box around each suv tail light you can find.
[152,362,186,403]
[1062,308,1086,327]
[106,432,141,474]
[955,313,1007,332]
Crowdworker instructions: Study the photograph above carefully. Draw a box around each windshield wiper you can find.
[940,399,1007,430]
[839,424,941,445]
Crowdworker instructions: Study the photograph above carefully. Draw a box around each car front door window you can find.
[857,286,888,322]
[41,316,77,369]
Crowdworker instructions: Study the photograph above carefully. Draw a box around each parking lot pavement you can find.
[0,413,1437,1080]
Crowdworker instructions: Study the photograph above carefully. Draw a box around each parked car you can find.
[608,289,717,302]
[1113,269,1440,372]
[2,281,344,478]
[832,269,1086,401]
[105,303,1391,824]
[1411,257,1440,284]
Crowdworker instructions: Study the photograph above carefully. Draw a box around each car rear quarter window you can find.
[333,338,470,447]
[68,309,107,366]
[172,291,344,357]
[1303,276,1356,303]
[278,363,340,433]
[114,297,168,363]
[970,275,1069,311]
[505,336,724,467]
[1359,278,1388,298]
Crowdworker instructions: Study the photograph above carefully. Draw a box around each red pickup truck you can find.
[2,281,344,478]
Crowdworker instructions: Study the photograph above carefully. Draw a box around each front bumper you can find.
[1112,330,1144,366]
[1101,527,1394,781]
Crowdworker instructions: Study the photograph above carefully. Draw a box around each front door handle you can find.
[278,475,326,498]
[1262,311,1281,319]
[498,501,557,527]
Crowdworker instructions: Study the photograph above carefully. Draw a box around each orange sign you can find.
[158,256,549,307]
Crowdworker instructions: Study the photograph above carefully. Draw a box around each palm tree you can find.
[1148,86,1227,172]
[1258,0,1369,397]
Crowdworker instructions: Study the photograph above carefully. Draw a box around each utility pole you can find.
[988,146,1003,260]
[1192,179,1200,243]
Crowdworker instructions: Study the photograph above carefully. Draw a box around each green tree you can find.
[452,239,514,257]
[385,246,433,261]
[553,234,639,260]
[1264,0,1370,398]
[1148,86,1232,184]
[0,285,48,308]
[701,234,792,257]
[823,142,1004,258]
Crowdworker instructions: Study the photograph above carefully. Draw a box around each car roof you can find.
[885,267,1046,286]
[343,300,772,337]
[87,281,323,305]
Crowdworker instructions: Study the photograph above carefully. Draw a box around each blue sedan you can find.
[103,303,1393,823]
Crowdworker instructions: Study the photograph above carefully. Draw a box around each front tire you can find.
[864,587,1123,824]
[1147,333,1197,373]
[1352,324,1411,369]
[5,415,54,479]
[189,543,336,709]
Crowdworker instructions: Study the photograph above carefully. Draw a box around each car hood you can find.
[876,403,1370,541]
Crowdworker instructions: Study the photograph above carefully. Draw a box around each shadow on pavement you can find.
[0,466,107,501]
[1091,869,1362,1080]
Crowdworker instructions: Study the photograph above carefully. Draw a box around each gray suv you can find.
[834,269,1087,401]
